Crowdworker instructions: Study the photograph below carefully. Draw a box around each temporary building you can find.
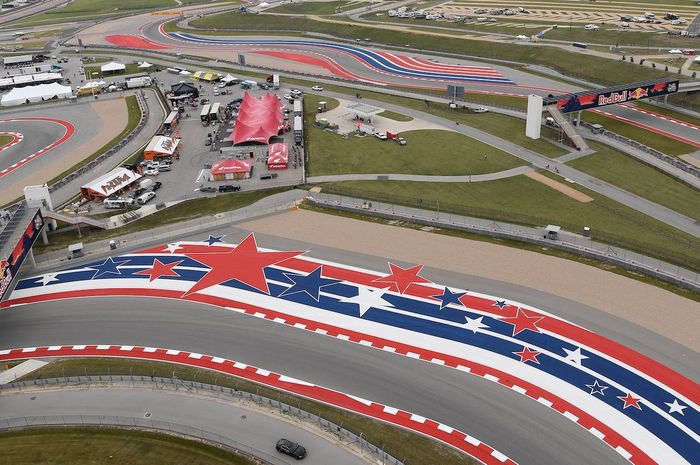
[230,92,284,145]
[193,71,219,82]
[267,143,288,170]
[1,82,72,106]
[100,62,126,74]
[3,55,33,66]
[138,61,153,69]
[0,72,62,90]
[143,135,181,160]
[171,81,199,98]
[221,74,238,83]
[80,167,142,199]
[210,159,252,181]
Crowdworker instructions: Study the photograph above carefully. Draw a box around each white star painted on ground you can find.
[36,273,60,286]
[563,347,589,366]
[162,243,183,254]
[338,286,392,317]
[665,399,688,416]
[463,316,489,334]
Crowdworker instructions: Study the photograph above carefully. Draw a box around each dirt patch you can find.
[525,171,593,202]
[0,98,128,205]
[240,209,699,352]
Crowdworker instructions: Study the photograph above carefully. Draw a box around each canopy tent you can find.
[210,159,252,180]
[230,92,284,145]
[138,61,153,69]
[221,74,238,83]
[100,62,126,73]
[170,81,198,98]
[193,71,219,82]
[80,167,141,199]
[267,143,288,170]
[1,82,72,106]
[81,80,106,89]
[143,135,181,160]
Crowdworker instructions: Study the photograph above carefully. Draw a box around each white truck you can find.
[293,115,303,145]
[273,74,280,89]
[126,76,152,88]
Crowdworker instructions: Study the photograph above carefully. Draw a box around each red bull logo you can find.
[597,91,628,106]
[629,87,648,100]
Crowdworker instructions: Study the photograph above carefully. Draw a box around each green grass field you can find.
[7,0,214,27]
[307,128,525,176]
[186,13,674,86]
[378,109,413,121]
[35,187,291,253]
[0,134,14,148]
[0,429,256,465]
[18,358,477,465]
[582,111,697,156]
[320,176,700,270]
[568,142,700,221]
[266,0,370,15]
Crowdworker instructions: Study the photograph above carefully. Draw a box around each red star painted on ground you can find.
[372,263,431,294]
[617,393,642,410]
[183,233,302,296]
[135,259,183,282]
[514,347,541,364]
[500,308,545,336]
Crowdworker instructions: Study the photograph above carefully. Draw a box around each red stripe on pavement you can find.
[591,110,700,148]
[0,289,653,465]
[251,50,360,81]
[0,118,74,178]
[105,34,171,50]
[0,344,518,465]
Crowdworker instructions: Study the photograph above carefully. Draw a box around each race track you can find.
[2,232,697,465]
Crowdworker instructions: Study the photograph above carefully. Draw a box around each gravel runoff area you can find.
[240,209,699,352]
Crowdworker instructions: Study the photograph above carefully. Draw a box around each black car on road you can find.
[260,173,279,180]
[276,439,306,459]
[218,184,241,192]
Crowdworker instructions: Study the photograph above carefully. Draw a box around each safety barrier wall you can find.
[1,376,406,465]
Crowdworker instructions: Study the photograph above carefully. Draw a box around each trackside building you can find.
[80,168,142,200]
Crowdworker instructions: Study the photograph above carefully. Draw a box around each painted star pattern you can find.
[279,266,341,301]
[373,263,431,294]
[432,287,465,309]
[586,380,609,396]
[135,259,183,282]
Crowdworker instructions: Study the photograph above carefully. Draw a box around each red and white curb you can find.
[0,345,517,465]
[0,118,75,178]
[0,132,23,153]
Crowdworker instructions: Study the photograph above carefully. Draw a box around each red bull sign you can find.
[0,209,44,301]
[553,80,679,113]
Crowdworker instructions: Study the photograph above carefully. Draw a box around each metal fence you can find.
[579,122,700,179]
[0,201,26,253]
[307,192,700,291]
[1,376,405,465]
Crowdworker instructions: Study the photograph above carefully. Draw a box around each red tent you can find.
[231,92,285,145]
[210,159,252,180]
[268,143,288,170]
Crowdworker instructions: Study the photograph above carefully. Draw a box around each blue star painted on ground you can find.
[89,257,131,278]
[432,287,465,309]
[586,379,609,396]
[279,266,341,301]
[205,235,225,246]
[493,300,508,310]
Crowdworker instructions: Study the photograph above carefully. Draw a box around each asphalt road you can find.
[0,388,368,465]
[0,119,64,172]
[3,229,698,465]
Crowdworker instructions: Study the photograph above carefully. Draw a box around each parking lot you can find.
[86,68,306,214]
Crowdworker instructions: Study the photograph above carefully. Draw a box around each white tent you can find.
[221,74,238,83]
[179,70,191,76]
[81,80,106,89]
[100,61,126,73]
[1,82,72,106]
[138,61,153,69]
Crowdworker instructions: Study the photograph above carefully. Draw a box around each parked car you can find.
[276,439,306,460]
[199,186,217,193]
[669,49,683,54]
[584,24,599,31]
[200,98,209,105]
[152,181,162,191]
[396,137,407,145]
[136,191,156,205]
[218,184,241,192]
[143,169,159,176]
[290,88,303,96]
[473,107,489,113]
[260,173,279,180]
[311,85,324,91]
[375,132,388,140]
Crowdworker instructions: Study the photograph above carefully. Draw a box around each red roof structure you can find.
[231,92,285,145]
[268,143,288,170]
[210,159,252,175]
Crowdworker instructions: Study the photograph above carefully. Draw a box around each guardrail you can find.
[307,192,700,292]
[1,376,406,465]
[579,121,700,179]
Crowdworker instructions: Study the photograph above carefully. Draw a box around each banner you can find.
[0,209,44,301]
[555,80,679,113]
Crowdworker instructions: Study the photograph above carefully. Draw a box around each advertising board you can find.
[0,209,44,301]
[554,80,679,113]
